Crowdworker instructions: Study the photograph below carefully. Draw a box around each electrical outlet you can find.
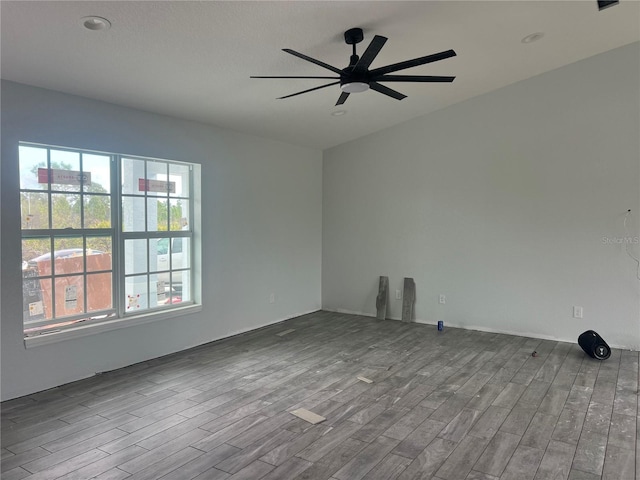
[395,289,402,300]
[269,293,275,304]
[439,294,446,304]
[573,306,583,319]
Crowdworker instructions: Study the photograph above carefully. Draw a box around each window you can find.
[19,143,198,339]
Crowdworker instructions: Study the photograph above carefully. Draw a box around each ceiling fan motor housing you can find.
[340,66,369,92]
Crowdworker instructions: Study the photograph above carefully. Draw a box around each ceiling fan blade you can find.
[251,76,340,79]
[369,49,456,76]
[370,82,407,101]
[282,49,343,75]
[336,92,350,106]
[277,81,340,100]
[372,75,455,83]
[353,35,387,73]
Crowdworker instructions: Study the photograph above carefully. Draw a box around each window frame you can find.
[19,142,199,343]
[118,155,195,317]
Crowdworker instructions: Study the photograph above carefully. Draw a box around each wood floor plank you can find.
[41,414,138,452]
[392,418,446,459]
[223,459,274,480]
[260,425,332,466]
[1,446,50,473]
[21,428,126,473]
[21,448,110,480]
[117,427,210,474]
[601,445,634,480]
[551,408,586,445]
[472,431,520,477]
[467,405,510,440]
[520,412,558,450]
[438,408,482,442]
[192,414,269,452]
[499,445,545,480]
[259,456,313,480]
[572,431,608,476]
[216,428,296,473]
[333,436,400,480]
[434,434,491,480]
[361,453,411,480]
[396,437,457,480]
[157,443,240,480]
[499,405,536,436]
[123,446,204,480]
[1,467,33,480]
[606,412,636,450]
[295,437,368,480]
[533,440,575,480]
[382,406,434,441]
[55,445,147,480]
[0,311,635,480]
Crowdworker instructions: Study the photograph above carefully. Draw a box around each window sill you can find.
[23,304,202,348]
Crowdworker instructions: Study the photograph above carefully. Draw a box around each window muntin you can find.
[19,143,196,337]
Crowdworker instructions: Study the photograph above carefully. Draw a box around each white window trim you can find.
[24,304,202,348]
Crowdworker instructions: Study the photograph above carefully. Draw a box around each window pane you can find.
[50,150,81,192]
[53,237,84,275]
[173,270,191,303]
[146,161,169,197]
[150,273,163,306]
[174,237,190,269]
[125,275,149,312]
[19,145,48,190]
[84,194,111,228]
[121,157,146,195]
[55,276,85,317]
[148,198,168,231]
[51,194,81,229]
[87,237,112,272]
[122,196,146,232]
[21,192,50,229]
[23,269,44,320]
[87,273,112,312]
[22,237,50,271]
[83,153,111,193]
[125,239,147,275]
[23,277,52,323]
[151,238,168,274]
[170,199,189,231]
[170,163,190,198]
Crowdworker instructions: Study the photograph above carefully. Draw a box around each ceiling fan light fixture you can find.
[341,82,369,93]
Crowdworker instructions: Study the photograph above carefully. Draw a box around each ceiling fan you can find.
[251,28,456,106]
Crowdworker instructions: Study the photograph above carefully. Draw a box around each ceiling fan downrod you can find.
[344,27,364,67]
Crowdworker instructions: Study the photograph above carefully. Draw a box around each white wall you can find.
[323,42,640,349]
[1,81,322,401]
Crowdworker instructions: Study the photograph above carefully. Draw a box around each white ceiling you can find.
[2,1,638,150]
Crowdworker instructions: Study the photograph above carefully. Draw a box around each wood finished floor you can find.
[2,311,638,480]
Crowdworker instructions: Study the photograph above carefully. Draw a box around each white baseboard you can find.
[199,308,321,345]
[321,307,635,350]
